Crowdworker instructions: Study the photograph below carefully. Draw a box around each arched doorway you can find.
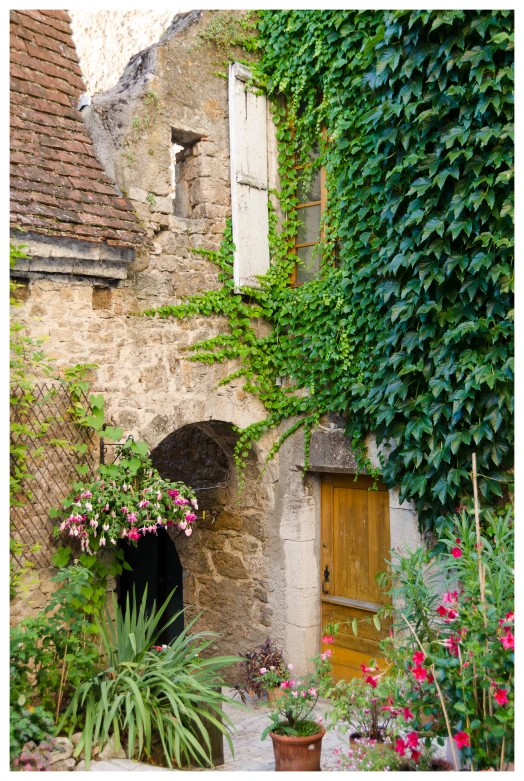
[118,528,184,645]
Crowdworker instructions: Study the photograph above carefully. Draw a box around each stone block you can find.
[192,203,229,220]
[285,587,319,628]
[128,187,148,202]
[213,511,242,532]
[189,177,230,206]
[52,757,76,771]
[229,536,260,555]
[284,540,318,591]
[150,196,173,214]
[284,623,319,676]
[213,551,249,580]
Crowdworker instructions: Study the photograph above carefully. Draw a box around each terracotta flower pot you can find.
[267,687,286,704]
[270,726,326,771]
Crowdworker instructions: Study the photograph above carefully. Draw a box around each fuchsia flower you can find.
[443,591,459,604]
[361,663,378,673]
[308,688,317,696]
[185,527,193,536]
[167,489,179,499]
[128,529,141,541]
[453,732,470,750]
[365,675,379,689]
[185,513,197,522]
[493,688,509,706]
[412,651,425,665]
[138,500,150,508]
[402,707,414,721]
[121,507,128,514]
[322,634,335,644]
[127,512,138,523]
[500,631,514,650]
[175,497,189,505]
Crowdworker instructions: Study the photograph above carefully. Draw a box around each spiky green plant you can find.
[61,588,241,769]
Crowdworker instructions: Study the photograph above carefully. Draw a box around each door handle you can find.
[322,564,331,595]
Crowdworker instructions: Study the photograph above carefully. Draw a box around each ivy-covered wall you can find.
[148,10,514,532]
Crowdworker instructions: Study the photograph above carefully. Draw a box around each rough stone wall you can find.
[69,10,179,95]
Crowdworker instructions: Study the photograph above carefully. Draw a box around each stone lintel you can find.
[303,427,358,474]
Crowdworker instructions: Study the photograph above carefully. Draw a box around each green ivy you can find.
[145,11,513,531]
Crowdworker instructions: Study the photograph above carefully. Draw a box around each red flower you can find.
[411,665,427,681]
[394,738,407,756]
[365,675,379,688]
[447,609,459,620]
[451,547,462,558]
[505,612,514,623]
[412,651,425,665]
[402,707,414,721]
[406,732,419,748]
[411,749,422,763]
[493,688,509,706]
[437,605,448,617]
[455,538,461,544]
[500,632,514,650]
[322,635,335,644]
[453,731,470,750]
[360,663,378,673]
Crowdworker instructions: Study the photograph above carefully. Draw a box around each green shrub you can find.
[10,704,55,767]
[62,588,240,769]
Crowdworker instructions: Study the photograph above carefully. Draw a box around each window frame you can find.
[291,138,327,287]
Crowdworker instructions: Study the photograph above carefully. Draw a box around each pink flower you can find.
[175,497,189,505]
[128,529,141,541]
[493,688,509,706]
[185,512,197,522]
[291,691,298,697]
[138,500,150,508]
[402,707,414,721]
[443,591,459,604]
[288,663,294,670]
[322,649,333,658]
[308,688,317,696]
[505,612,514,622]
[412,651,425,665]
[365,676,379,689]
[127,512,138,523]
[322,635,335,644]
[167,489,179,499]
[406,732,419,749]
[121,507,128,514]
[451,547,462,559]
[185,527,193,536]
[500,632,514,650]
[191,498,198,509]
[394,738,407,756]
[280,681,291,689]
[361,663,378,673]
[453,731,470,750]
[260,668,267,674]
[99,537,106,546]
[411,665,427,682]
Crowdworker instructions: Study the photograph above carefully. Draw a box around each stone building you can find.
[10,9,422,677]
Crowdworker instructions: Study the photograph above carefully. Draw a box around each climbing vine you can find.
[145,10,514,531]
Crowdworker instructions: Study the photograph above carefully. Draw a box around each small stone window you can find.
[170,129,201,218]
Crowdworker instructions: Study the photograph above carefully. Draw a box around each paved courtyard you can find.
[76,693,348,772]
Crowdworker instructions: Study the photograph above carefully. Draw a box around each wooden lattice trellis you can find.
[10,381,97,568]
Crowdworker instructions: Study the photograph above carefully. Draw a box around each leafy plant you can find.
[234,637,287,701]
[62,589,240,769]
[10,561,111,717]
[54,439,199,551]
[261,653,330,739]
[10,705,55,767]
[11,738,56,772]
[378,494,514,769]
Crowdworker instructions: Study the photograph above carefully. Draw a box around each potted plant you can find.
[234,638,287,703]
[261,654,330,771]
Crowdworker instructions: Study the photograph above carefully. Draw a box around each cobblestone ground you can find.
[78,693,348,772]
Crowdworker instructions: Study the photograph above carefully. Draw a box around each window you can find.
[292,144,326,286]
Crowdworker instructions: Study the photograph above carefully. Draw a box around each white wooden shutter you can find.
[228,62,270,290]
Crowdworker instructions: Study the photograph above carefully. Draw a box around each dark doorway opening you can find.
[118,527,184,646]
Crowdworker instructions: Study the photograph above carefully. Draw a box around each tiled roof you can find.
[10,9,147,248]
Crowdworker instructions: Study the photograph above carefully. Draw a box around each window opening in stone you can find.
[170,128,202,218]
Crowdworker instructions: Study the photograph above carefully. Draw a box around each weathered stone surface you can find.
[213,511,242,532]
[213,552,249,580]
[52,757,76,771]
[51,737,74,764]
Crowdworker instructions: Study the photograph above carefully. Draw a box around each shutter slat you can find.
[228,62,270,290]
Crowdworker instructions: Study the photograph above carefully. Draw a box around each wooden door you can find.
[321,473,391,681]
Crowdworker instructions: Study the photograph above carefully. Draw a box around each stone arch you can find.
[149,420,285,665]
